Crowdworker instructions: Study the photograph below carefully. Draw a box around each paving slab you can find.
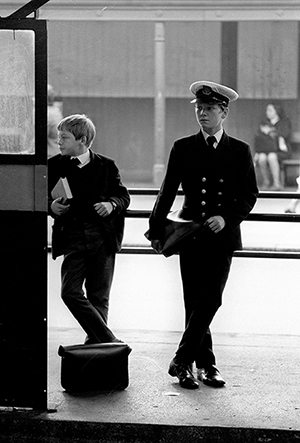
[48,328,300,428]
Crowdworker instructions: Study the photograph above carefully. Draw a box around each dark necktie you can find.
[206,136,216,148]
[70,157,80,166]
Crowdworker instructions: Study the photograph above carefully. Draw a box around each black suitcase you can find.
[58,342,132,392]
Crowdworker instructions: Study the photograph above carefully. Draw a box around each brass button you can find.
[201,201,206,206]
[202,177,207,182]
[202,189,206,194]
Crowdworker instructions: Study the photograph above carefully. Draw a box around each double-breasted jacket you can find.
[149,130,258,252]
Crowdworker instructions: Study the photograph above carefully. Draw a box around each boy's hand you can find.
[51,197,70,216]
[94,202,113,217]
[204,215,225,233]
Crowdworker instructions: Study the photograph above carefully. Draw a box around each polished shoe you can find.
[197,365,225,387]
[168,359,199,389]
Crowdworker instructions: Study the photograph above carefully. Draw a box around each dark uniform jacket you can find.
[48,150,130,259]
[148,130,258,252]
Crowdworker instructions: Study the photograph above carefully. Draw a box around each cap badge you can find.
[202,86,212,95]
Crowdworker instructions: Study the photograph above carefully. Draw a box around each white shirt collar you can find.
[72,149,90,167]
[203,129,223,147]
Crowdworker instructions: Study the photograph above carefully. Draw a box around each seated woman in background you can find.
[254,103,291,191]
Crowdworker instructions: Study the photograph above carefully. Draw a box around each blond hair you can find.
[57,114,96,148]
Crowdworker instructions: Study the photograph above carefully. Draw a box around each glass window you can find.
[0,29,35,154]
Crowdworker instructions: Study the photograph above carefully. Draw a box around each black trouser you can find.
[175,234,233,368]
[61,220,117,343]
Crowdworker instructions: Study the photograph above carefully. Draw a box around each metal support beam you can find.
[2,1,300,21]
[5,0,49,19]
[153,22,166,186]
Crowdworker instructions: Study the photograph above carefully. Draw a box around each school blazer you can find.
[148,130,258,252]
[48,150,130,259]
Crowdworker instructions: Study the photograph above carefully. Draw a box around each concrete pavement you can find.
[1,327,299,442]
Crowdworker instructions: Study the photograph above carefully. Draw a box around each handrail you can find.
[126,209,300,222]
[120,246,300,259]
[122,188,300,259]
[126,189,300,222]
[128,188,300,198]
[47,189,300,259]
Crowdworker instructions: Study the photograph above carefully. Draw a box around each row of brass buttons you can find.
[200,177,224,218]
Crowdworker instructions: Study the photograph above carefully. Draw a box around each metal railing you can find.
[122,189,300,259]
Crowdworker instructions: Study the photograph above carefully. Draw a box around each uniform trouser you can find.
[175,235,233,369]
[60,221,117,343]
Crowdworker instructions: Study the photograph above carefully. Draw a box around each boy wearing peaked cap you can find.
[147,81,258,390]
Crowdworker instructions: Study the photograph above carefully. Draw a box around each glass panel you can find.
[0,30,35,154]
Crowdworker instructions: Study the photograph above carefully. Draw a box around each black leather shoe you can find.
[197,366,225,387]
[168,359,199,389]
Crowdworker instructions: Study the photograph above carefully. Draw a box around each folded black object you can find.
[145,209,202,257]
[58,342,132,392]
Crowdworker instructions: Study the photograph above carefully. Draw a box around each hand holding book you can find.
[51,177,72,216]
[51,177,73,204]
